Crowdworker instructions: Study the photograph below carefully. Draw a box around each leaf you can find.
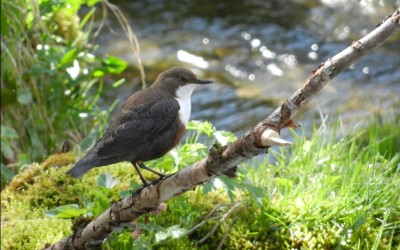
[354,214,367,230]
[86,0,101,7]
[79,134,97,152]
[58,48,78,67]
[1,163,15,182]
[214,130,237,146]
[17,91,32,105]
[155,231,169,243]
[44,204,87,219]
[112,78,126,88]
[132,238,151,250]
[273,177,293,189]
[167,225,187,239]
[218,176,242,203]
[329,175,341,184]
[119,181,140,198]
[97,172,120,189]
[1,140,14,159]
[243,183,264,204]
[92,68,105,77]
[179,143,207,157]
[202,181,214,195]
[102,56,128,74]
[66,60,80,80]
[91,190,110,216]
[155,225,187,243]
[186,120,215,137]
[1,126,18,139]
[1,5,9,36]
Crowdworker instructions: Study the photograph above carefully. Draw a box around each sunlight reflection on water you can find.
[94,0,400,135]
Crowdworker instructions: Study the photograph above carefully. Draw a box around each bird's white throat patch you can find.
[174,84,197,126]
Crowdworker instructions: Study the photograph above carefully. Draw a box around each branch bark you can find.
[46,9,400,250]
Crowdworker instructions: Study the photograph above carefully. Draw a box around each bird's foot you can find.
[137,162,166,179]
[132,162,167,187]
[132,163,150,186]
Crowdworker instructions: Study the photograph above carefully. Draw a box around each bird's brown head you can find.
[151,67,212,97]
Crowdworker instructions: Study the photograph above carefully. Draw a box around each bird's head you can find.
[152,66,212,98]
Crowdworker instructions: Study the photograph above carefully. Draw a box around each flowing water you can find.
[93,0,400,136]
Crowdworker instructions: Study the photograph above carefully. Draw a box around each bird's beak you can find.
[196,79,213,84]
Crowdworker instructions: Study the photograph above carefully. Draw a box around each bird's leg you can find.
[132,162,149,186]
[137,162,166,179]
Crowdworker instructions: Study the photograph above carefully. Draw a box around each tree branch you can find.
[46,9,400,250]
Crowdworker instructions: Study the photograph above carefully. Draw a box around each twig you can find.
[203,204,228,221]
[197,202,242,244]
[101,0,146,87]
[187,204,229,235]
[187,216,218,236]
[216,218,238,250]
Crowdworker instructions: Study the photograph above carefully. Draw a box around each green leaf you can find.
[1,5,9,36]
[186,120,215,137]
[0,126,18,159]
[179,143,207,157]
[58,48,78,67]
[97,172,120,189]
[91,190,110,216]
[17,91,32,105]
[80,134,97,152]
[218,176,241,203]
[1,140,14,159]
[214,130,237,146]
[79,6,96,28]
[155,225,187,243]
[92,69,105,77]
[273,177,293,189]
[1,163,15,183]
[86,0,101,7]
[102,56,128,74]
[119,181,140,198]
[354,214,367,230]
[242,183,264,204]
[44,204,87,219]
[1,126,18,139]
[155,231,169,243]
[202,181,215,195]
[112,78,126,88]
[25,11,34,30]
[1,86,17,106]
[167,225,187,239]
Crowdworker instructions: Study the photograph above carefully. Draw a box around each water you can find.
[93,0,400,136]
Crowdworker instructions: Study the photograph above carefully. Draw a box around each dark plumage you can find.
[67,67,212,184]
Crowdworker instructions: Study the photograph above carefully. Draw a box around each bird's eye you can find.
[180,76,188,82]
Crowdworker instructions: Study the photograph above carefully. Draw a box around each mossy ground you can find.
[1,118,399,249]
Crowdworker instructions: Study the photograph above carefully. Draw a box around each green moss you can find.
[6,153,76,193]
[1,154,144,249]
[1,218,72,250]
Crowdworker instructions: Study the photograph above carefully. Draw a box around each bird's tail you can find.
[67,150,99,178]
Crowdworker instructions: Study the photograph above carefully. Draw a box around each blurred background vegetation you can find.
[1,0,129,187]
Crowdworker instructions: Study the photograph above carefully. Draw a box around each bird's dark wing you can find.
[96,95,180,160]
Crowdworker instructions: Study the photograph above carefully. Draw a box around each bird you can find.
[67,66,212,185]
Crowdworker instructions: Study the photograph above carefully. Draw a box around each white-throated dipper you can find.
[67,66,212,185]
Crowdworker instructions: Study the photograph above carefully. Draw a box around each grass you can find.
[240,116,399,249]
[1,117,399,249]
